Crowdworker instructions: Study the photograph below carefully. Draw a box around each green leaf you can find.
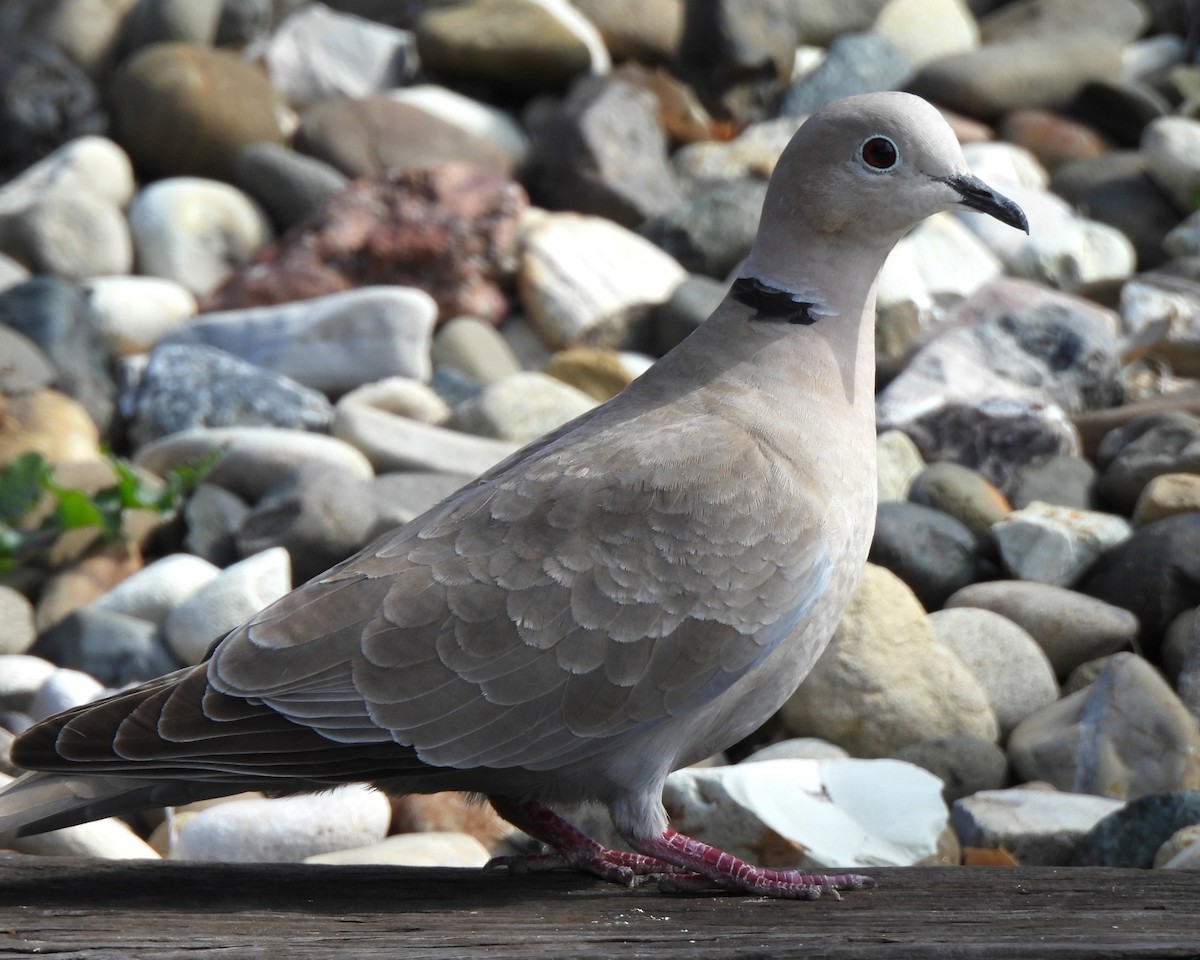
[51,487,107,531]
[0,453,50,525]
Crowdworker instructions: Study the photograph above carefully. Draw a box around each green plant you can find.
[0,450,221,575]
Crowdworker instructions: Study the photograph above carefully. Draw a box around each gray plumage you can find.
[0,92,1026,897]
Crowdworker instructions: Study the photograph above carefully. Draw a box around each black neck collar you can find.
[730,277,819,325]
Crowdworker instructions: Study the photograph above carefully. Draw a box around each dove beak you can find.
[938,174,1030,234]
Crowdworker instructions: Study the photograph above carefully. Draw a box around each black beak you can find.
[937,174,1029,233]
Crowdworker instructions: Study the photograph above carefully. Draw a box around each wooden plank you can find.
[1,856,1199,959]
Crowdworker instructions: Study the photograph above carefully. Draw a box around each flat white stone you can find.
[388,85,530,161]
[81,276,198,356]
[305,832,490,867]
[89,553,220,627]
[1142,115,1200,213]
[992,501,1132,588]
[29,668,105,721]
[1010,217,1136,292]
[0,655,58,712]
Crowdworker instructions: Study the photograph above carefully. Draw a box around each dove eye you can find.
[859,135,899,171]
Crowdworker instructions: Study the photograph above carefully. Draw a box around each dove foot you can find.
[488,796,684,884]
[629,829,876,900]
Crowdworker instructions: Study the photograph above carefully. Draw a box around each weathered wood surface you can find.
[1,857,1199,959]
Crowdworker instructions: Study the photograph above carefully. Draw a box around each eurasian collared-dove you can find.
[0,92,1026,898]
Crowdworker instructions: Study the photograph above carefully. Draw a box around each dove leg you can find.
[487,796,684,884]
[628,829,876,900]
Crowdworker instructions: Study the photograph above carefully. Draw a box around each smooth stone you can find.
[432,315,523,385]
[944,581,1138,679]
[295,96,518,180]
[997,109,1111,172]
[366,472,474,531]
[979,0,1147,43]
[232,143,349,232]
[1162,608,1197,684]
[182,483,249,568]
[160,287,435,397]
[1074,791,1200,867]
[874,0,980,69]
[0,655,58,713]
[746,738,850,763]
[80,276,197,357]
[388,791,515,852]
[388,86,530,163]
[234,465,381,584]
[876,429,926,503]
[782,564,999,756]
[1142,116,1200,213]
[869,502,981,610]
[259,3,417,109]
[1081,513,1200,655]
[127,344,334,447]
[1050,151,1180,268]
[170,784,391,862]
[951,787,1124,866]
[134,427,375,503]
[20,0,138,77]
[955,183,1074,271]
[0,326,53,395]
[0,586,36,655]
[415,0,606,94]
[0,276,117,432]
[338,378,450,427]
[908,462,1010,542]
[108,43,285,180]
[87,553,219,628]
[663,758,948,869]
[928,607,1059,737]
[34,541,143,633]
[1156,824,1200,869]
[1009,653,1200,800]
[875,213,1003,377]
[200,165,526,327]
[31,608,175,688]
[519,211,686,349]
[27,667,105,722]
[526,75,684,228]
[1096,411,1200,510]
[671,116,803,183]
[1008,454,1098,509]
[1133,473,1200,524]
[452,372,596,443]
[120,0,222,49]
[333,400,517,476]
[890,732,1010,804]
[0,389,101,467]
[907,33,1123,120]
[991,501,1132,588]
[1009,217,1136,292]
[544,348,637,402]
[215,0,272,46]
[0,252,29,293]
[128,178,273,298]
[638,179,766,278]
[569,0,682,64]
[650,273,726,354]
[165,547,291,665]
[304,832,490,868]
[779,31,912,119]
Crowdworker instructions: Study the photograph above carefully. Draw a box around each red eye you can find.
[861,136,898,170]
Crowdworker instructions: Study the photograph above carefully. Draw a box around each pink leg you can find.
[631,829,876,900]
[487,796,684,886]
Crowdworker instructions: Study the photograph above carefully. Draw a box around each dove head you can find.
[743,91,1027,308]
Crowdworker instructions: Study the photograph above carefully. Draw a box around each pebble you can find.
[338,378,451,427]
[31,608,175,688]
[1074,791,1200,867]
[544,348,638,402]
[231,143,349,233]
[950,787,1124,866]
[992,501,1133,588]
[0,587,36,655]
[0,656,58,714]
[663,758,948,870]
[996,109,1111,172]
[873,0,979,69]
[1009,653,1200,800]
[452,372,596,443]
[944,581,1138,679]
[876,430,926,503]
[333,398,517,477]
[432,315,523,385]
[258,3,417,109]
[570,0,682,65]
[1156,824,1200,869]
[782,564,999,756]
[1097,411,1200,511]
[650,273,726,354]
[890,732,1010,804]
[868,502,981,610]
[907,461,1010,542]
[1009,216,1136,292]
[0,389,101,467]
[88,554,220,628]
[182,483,249,569]
[928,608,1059,737]
[34,542,143,633]
[127,178,274,297]
[1008,454,1098,510]
[128,344,334,447]
[0,326,53,396]
[389,791,515,851]
[388,86,531,163]
[170,784,391,862]
[134,427,375,503]
[638,178,766,278]
[27,667,105,722]
[164,547,291,665]
[779,31,912,119]
[1141,116,1200,213]
[519,210,687,349]
[1133,472,1200,524]
[304,832,491,868]
[80,276,197,357]
[746,738,850,763]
